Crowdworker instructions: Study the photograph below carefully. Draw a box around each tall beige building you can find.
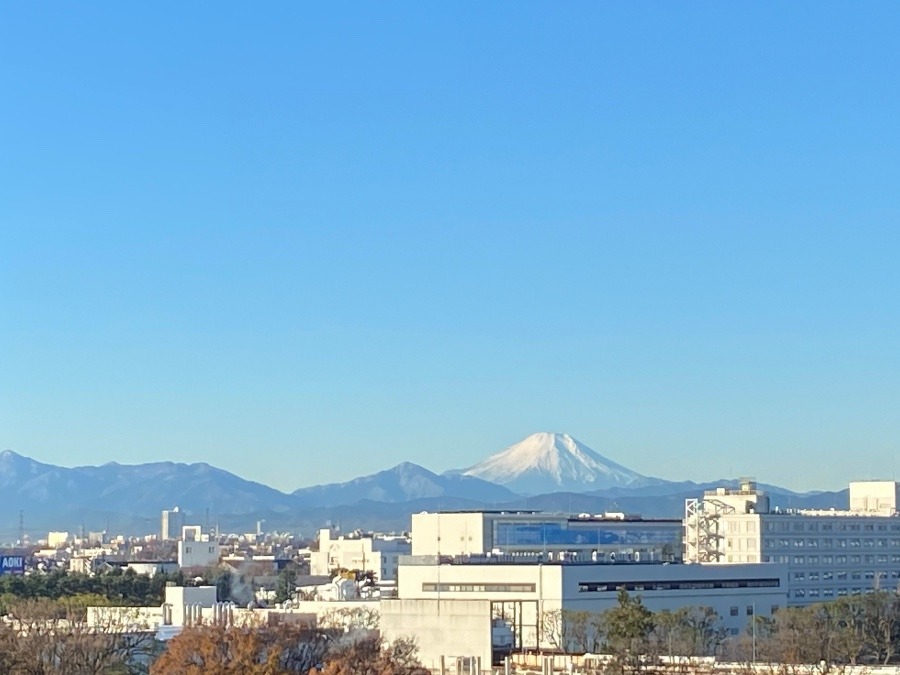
[684,480,900,605]
[160,507,185,541]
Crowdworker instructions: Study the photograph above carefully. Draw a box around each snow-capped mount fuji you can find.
[459,432,664,495]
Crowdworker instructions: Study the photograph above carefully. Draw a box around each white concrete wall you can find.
[850,481,899,513]
[398,561,787,642]
[165,585,217,626]
[381,599,493,670]
[178,540,221,568]
[411,513,488,556]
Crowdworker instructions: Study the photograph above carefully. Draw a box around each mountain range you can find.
[0,433,847,539]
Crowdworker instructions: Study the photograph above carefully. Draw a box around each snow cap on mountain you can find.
[461,432,658,494]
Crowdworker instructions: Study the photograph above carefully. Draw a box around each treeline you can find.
[546,589,900,670]
[0,567,234,613]
[0,595,426,675]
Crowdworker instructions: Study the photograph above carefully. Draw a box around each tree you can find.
[0,598,158,675]
[861,589,900,665]
[651,606,725,660]
[151,622,332,675]
[601,590,655,673]
[319,607,381,633]
[313,633,426,675]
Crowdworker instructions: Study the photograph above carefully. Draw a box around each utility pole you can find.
[751,603,757,664]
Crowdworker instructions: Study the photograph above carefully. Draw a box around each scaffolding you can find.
[683,497,734,563]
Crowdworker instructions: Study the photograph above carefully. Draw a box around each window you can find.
[850,555,861,564]
[730,606,739,616]
[837,555,847,564]
[809,589,820,597]
[794,589,805,598]
[808,523,818,532]
[793,556,805,564]
[808,572,819,581]
[864,524,874,532]
[578,578,780,593]
[423,583,537,593]
[822,539,833,548]
[852,572,862,580]
[793,572,805,581]
[770,605,780,614]
[808,556,819,564]
[838,588,848,596]
[837,572,848,581]
[746,606,754,616]
[850,539,861,548]
[823,555,833,564]
[823,572,833,580]
[824,589,834,597]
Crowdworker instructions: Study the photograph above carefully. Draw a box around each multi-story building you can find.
[382,553,788,669]
[310,528,411,582]
[684,479,900,605]
[177,525,221,569]
[161,507,185,541]
[411,511,682,562]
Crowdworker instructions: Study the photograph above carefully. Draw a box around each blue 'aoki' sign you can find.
[0,555,25,574]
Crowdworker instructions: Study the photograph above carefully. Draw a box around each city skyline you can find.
[3,4,900,493]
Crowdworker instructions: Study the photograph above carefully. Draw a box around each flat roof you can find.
[421,510,679,523]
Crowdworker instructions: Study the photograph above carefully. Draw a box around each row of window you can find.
[183,546,217,554]
[793,570,898,582]
[762,554,900,565]
[765,538,900,549]
[765,522,900,533]
[421,583,536,593]
[794,588,877,598]
[577,578,781,593]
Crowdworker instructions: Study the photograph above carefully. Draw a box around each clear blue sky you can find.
[2,3,899,493]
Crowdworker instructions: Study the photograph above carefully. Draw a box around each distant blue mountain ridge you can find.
[0,436,847,538]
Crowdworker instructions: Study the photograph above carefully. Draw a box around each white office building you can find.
[411,511,682,563]
[177,525,221,569]
[684,479,900,605]
[161,507,185,541]
[384,555,787,669]
[310,528,411,582]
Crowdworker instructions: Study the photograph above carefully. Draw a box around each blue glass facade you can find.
[494,521,678,549]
